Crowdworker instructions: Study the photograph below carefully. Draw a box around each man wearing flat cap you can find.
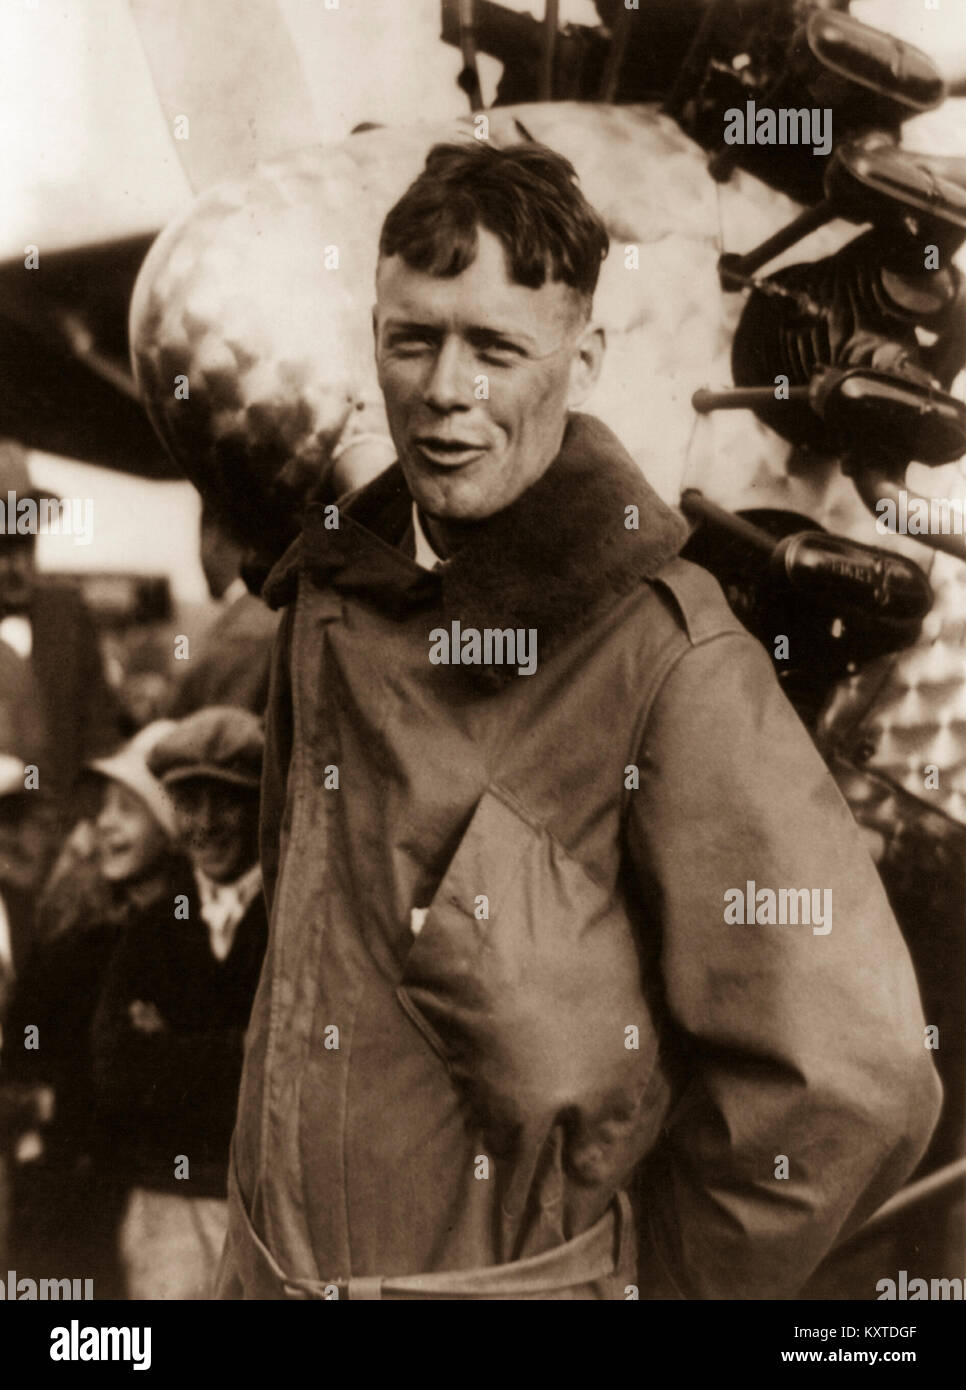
[218,142,940,1300]
[92,706,267,1299]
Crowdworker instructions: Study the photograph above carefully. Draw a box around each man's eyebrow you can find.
[465,326,535,351]
[383,319,535,349]
[383,318,441,335]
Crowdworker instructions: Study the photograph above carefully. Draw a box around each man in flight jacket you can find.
[216,140,941,1300]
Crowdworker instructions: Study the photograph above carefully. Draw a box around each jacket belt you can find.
[227,1149,633,1299]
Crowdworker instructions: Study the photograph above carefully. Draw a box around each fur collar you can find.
[265,412,687,687]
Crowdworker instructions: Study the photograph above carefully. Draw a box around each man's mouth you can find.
[413,436,488,468]
[196,836,232,858]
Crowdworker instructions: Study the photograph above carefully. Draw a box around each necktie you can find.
[199,889,237,960]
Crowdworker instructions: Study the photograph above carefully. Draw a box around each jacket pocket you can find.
[396,784,665,1189]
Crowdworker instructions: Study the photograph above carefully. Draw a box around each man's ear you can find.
[567,324,605,408]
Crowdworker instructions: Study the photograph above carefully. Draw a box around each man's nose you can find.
[190,787,217,828]
[423,339,474,412]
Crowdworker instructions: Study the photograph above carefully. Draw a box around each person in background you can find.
[0,641,54,1002]
[0,749,42,1271]
[0,644,54,1268]
[1,719,186,1296]
[0,755,28,1023]
[0,439,121,802]
[0,757,57,1028]
[169,503,280,717]
[91,706,267,1299]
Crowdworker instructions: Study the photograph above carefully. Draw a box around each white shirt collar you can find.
[222,577,249,607]
[0,614,32,660]
[194,862,262,960]
[411,502,445,571]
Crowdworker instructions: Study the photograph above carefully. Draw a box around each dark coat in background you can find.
[0,643,58,982]
[218,413,941,1300]
[5,858,194,1151]
[91,888,267,1198]
[29,579,121,796]
[2,863,190,1296]
[0,641,48,774]
[3,910,127,1287]
[170,593,280,717]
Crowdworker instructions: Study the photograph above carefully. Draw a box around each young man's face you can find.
[170,778,260,884]
[374,227,603,528]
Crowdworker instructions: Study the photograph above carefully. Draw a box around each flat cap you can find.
[147,706,263,789]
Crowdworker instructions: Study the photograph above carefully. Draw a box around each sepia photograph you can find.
[1,0,965,1363]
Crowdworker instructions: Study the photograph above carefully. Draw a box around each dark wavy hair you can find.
[379,141,610,310]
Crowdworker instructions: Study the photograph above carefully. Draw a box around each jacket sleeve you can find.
[625,625,942,1300]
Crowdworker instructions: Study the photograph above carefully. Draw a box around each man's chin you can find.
[405,470,509,526]
[197,857,245,884]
